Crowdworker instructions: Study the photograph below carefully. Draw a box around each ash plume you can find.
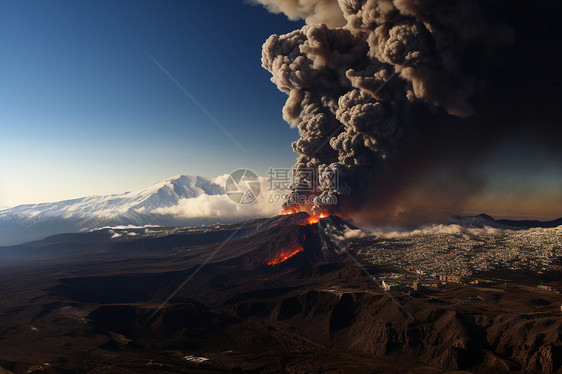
[257,0,562,222]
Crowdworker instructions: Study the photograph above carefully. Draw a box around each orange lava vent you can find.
[304,216,319,225]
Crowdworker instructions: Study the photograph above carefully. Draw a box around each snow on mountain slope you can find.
[0,175,225,245]
[0,175,223,221]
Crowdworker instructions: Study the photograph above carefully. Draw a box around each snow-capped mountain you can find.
[0,175,225,246]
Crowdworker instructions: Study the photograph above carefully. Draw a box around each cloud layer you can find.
[153,175,280,219]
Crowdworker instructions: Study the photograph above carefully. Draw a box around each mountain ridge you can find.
[0,175,228,246]
[450,213,562,229]
[0,175,223,218]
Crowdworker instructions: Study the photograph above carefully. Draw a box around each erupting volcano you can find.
[213,211,355,271]
[0,0,560,372]
[262,212,336,265]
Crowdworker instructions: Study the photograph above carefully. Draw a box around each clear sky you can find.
[0,0,303,206]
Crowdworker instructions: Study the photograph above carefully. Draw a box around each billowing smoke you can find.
[256,0,562,223]
[253,0,346,26]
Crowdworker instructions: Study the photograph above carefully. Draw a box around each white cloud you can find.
[153,175,281,219]
[365,224,522,239]
[109,230,122,238]
[89,224,161,231]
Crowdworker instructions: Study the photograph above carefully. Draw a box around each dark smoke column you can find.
[259,0,509,215]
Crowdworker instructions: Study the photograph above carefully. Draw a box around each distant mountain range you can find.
[450,213,562,229]
[0,175,229,246]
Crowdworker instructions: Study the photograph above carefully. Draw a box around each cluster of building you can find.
[377,271,497,294]
[354,225,562,289]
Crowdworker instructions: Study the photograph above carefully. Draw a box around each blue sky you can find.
[0,0,303,205]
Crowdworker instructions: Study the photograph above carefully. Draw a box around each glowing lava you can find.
[281,206,334,225]
[305,216,320,224]
[281,206,300,215]
[302,210,331,224]
[265,244,304,266]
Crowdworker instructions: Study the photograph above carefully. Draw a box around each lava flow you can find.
[265,244,304,266]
